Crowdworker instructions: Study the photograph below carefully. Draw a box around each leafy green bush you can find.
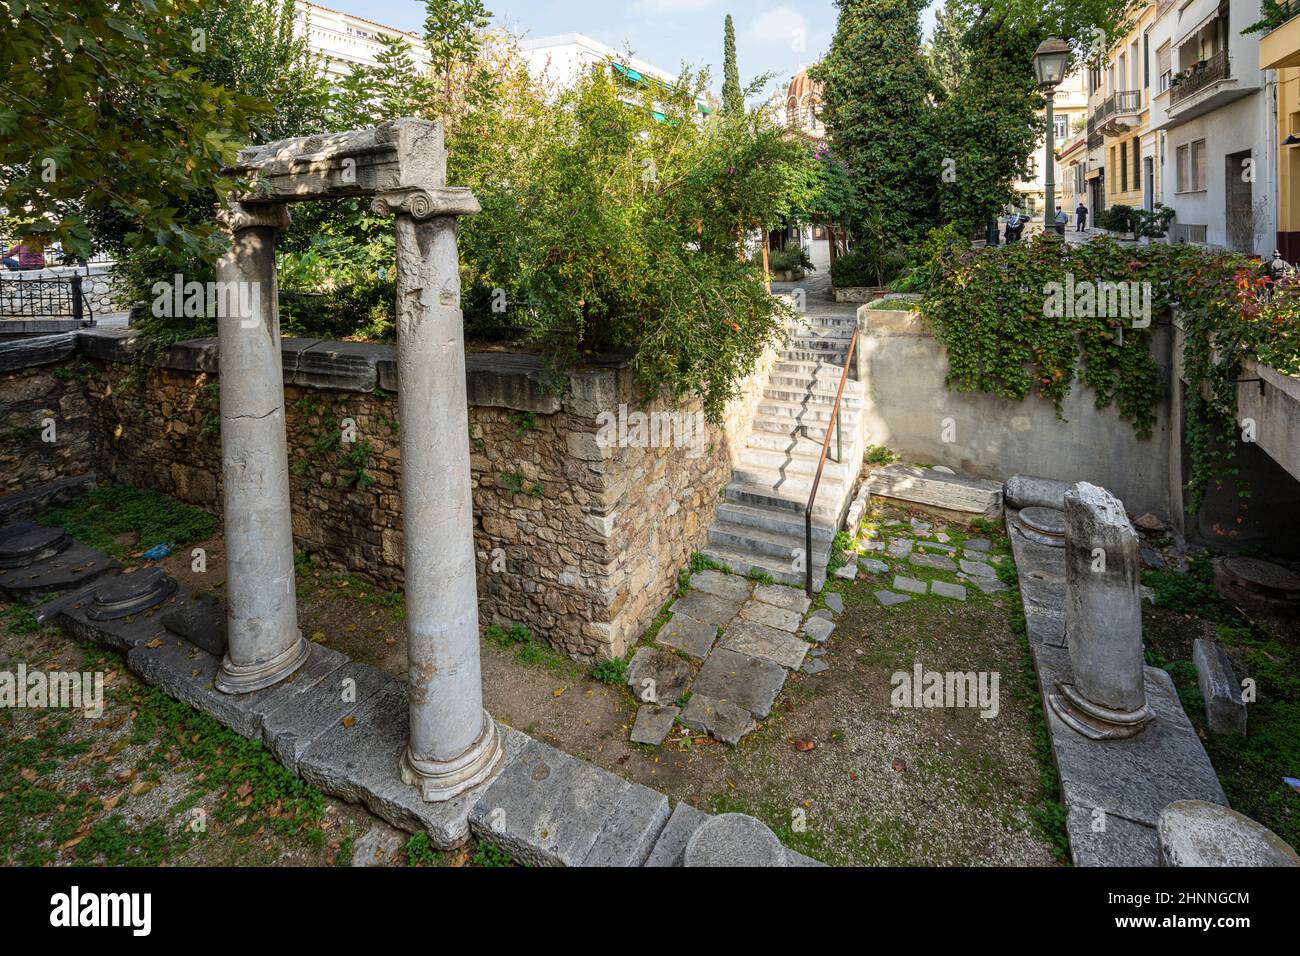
[764,245,813,273]
[831,245,907,288]
[591,657,628,685]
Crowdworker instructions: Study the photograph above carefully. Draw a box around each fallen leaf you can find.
[144,638,163,649]
[792,739,816,752]
[101,793,121,811]
[131,780,159,796]
[235,781,253,799]
[552,687,565,698]
[892,758,907,773]
[341,715,357,728]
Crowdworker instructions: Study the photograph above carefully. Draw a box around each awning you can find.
[1174,0,1223,51]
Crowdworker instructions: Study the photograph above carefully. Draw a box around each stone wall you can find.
[0,327,776,662]
[856,305,1174,518]
[0,337,93,495]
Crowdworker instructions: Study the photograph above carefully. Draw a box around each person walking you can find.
[2,239,46,270]
[1054,206,1068,237]
[1076,202,1088,232]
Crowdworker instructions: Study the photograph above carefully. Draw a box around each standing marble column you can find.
[382,188,503,801]
[214,202,309,694]
[1049,482,1154,739]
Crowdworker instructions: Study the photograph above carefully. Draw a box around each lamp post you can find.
[1033,37,1072,234]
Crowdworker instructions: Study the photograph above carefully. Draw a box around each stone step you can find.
[725,478,845,521]
[714,500,838,541]
[774,358,857,377]
[786,337,851,354]
[767,371,865,392]
[738,446,853,481]
[762,385,865,408]
[698,543,826,592]
[757,400,862,426]
[792,313,858,329]
[708,518,832,565]
[744,428,853,457]
[730,464,851,496]
[780,349,847,365]
[751,417,858,446]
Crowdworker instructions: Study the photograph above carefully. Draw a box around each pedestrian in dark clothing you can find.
[1076,202,1088,232]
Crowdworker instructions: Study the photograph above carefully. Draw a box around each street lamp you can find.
[1033,37,1072,233]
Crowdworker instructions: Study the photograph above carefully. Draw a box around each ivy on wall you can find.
[920,236,1295,515]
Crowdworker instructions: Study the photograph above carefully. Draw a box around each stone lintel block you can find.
[76,327,144,363]
[0,474,96,524]
[289,340,391,391]
[1192,638,1247,737]
[867,463,1003,518]
[261,659,399,770]
[157,337,220,374]
[468,736,668,867]
[0,331,77,372]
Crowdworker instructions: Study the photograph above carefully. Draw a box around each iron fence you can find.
[0,273,95,323]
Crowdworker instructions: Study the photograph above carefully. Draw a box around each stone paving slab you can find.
[964,538,993,552]
[858,557,889,574]
[801,616,834,643]
[626,647,694,705]
[737,599,802,633]
[958,558,996,579]
[679,693,754,745]
[752,583,810,614]
[159,591,228,655]
[909,552,957,572]
[643,802,709,866]
[630,704,679,744]
[971,576,1009,595]
[886,538,913,559]
[669,589,744,627]
[469,735,668,867]
[930,580,967,601]
[689,569,752,602]
[875,590,912,607]
[1033,642,1227,865]
[691,647,787,717]
[719,618,809,670]
[261,659,399,771]
[802,658,829,675]
[1065,804,1159,868]
[823,592,844,614]
[892,575,928,595]
[656,611,717,659]
[832,563,857,580]
[916,541,957,555]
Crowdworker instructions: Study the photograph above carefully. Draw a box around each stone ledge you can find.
[76,327,143,362]
[0,332,78,372]
[0,473,96,524]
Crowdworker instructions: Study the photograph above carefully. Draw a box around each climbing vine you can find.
[919,236,1298,515]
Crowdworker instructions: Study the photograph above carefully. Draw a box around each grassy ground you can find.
[1139,556,1300,850]
[18,485,1063,866]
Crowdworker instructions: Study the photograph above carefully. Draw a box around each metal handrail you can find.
[804,324,857,596]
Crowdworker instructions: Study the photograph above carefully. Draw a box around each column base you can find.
[401,710,504,803]
[216,632,309,695]
[1049,681,1154,740]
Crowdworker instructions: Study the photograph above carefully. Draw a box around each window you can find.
[1054,114,1068,140]
[1176,139,1208,191]
[1157,41,1171,93]
[1143,32,1150,88]
[1133,142,1141,192]
[1120,140,1129,192]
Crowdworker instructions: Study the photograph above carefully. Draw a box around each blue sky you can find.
[333,0,939,100]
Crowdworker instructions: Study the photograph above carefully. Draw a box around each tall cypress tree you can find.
[722,14,743,114]
[812,0,938,245]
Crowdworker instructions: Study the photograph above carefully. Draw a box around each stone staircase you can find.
[702,305,866,591]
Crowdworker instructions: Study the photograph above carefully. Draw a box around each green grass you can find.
[37,482,216,558]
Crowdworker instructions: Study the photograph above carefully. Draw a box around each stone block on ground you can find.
[958,558,996,579]
[159,591,228,655]
[738,599,802,633]
[656,612,717,659]
[859,557,889,574]
[823,592,844,614]
[0,540,121,604]
[964,538,993,553]
[1192,639,1247,737]
[684,813,786,867]
[752,582,809,614]
[719,618,810,670]
[916,541,957,555]
[875,590,912,607]
[1065,804,1159,867]
[971,577,1009,595]
[832,562,857,580]
[469,736,669,867]
[801,616,835,643]
[625,647,695,706]
[679,693,754,745]
[691,647,787,718]
[886,538,913,559]
[669,589,744,628]
[868,463,1003,518]
[1157,800,1300,867]
[689,569,751,602]
[892,575,928,595]
[802,658,829,675]
[351,821,409,867]
[630,704,680,745]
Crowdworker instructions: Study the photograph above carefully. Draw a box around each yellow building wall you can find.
[1279,67,1300,238]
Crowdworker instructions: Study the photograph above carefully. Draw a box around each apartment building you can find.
[1258,1,1300,260]
[292,2,430,78]
[1015,67,1088,215]
[1148,0,1276,253]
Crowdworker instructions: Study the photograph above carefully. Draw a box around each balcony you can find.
[1260,1,1300,70]
[1087,90,1142,139]
[1161,49,1256,127]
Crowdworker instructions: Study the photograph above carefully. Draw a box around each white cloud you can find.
[741,4,808,49]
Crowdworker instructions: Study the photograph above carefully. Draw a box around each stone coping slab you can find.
[0,474,96,524]
[867,463,1004,519]
[0,331,77,372]
[691,647,787,717]
[718,618,810,670]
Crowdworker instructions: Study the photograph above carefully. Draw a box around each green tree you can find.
[0,0,267,259]
[934,10,1046,236]
[332,34,438,128]
[423,0,492,120]
[812,0,938,245]
[722,14,743,115]
[926,0,971,97]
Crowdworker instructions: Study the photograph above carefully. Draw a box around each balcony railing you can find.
[1086,90,1142,140]
[1169,49,1230,107]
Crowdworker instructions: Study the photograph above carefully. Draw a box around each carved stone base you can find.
[401,712,504,803]
[216,633,309,695]
[1050,680,1154,740]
